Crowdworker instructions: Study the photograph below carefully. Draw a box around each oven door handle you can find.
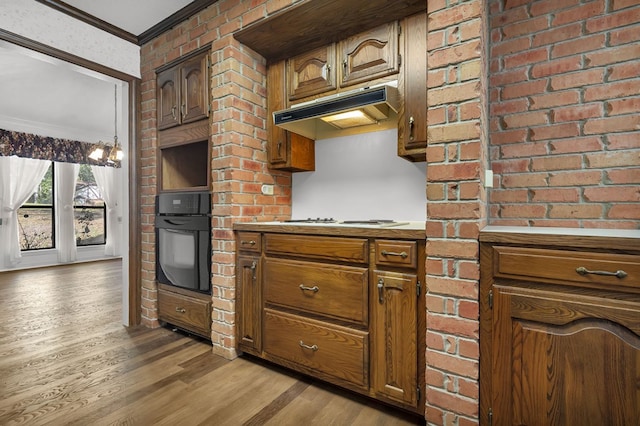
[162,219,192,226]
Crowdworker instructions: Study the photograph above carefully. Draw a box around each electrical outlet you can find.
[261,184,274,195]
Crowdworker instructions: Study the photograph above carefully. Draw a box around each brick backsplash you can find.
[489,0,640,228]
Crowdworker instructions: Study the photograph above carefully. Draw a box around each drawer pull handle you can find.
[175,307,186,314]
[299,284,319,293]
[381,250,408,259]
[241,240,256,246]
[299,340,318,351]
[576,266,627,279]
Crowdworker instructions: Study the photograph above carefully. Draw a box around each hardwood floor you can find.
[0,260,424,425]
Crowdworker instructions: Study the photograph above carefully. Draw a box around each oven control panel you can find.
[156,191,211,215]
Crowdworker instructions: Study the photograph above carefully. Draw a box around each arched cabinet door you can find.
[287,44,337,101]
[492,283,640,425]
[338,21,399,88]
[180,52,209,125]
[157,67,180,130]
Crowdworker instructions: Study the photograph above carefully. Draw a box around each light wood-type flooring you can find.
[0,259,424,425]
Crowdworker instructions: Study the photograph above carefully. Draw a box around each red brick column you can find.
[425,1,489,424]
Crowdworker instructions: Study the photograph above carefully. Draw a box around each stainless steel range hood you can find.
[273,83,399,140]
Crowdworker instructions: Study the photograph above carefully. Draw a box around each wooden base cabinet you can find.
[236,232,262,355]
[480,229,640,426]
[235,229,425,415]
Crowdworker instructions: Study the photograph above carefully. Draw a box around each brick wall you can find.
[425,0,488,424]
[139,0,298,358]
[489,0,640,228]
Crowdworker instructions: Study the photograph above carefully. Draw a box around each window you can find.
[18,163,54,250]
[74,164,106,246]
[18,163,106,251]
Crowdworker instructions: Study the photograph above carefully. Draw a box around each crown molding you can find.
[138,0,218,45]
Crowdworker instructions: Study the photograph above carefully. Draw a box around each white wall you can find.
[292,129,427,221]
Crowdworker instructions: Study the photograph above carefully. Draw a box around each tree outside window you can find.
[18,163,106,250]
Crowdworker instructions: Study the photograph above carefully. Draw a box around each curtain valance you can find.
[0,128,119,167]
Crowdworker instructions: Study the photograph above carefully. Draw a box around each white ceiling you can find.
[0,1,196,144]
[62,0,195,36]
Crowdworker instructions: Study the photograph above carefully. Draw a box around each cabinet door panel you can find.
[181,53,209,124]
[237,256,262,355]
[267,60,288,166]
[371,270,418,406]
[493,285,640,426]
[398,12,427,160]
[339,21,399,87]
[288,45,337,101]
[157,67,180,130]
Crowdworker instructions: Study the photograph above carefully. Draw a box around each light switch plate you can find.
[485,170,494,188]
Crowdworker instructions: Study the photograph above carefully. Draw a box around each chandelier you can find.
[89,84,123,164]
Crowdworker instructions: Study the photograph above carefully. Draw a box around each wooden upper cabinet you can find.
[398,12,427,162]
[338,21,399,88]
[267,60,315,172]
[157,67,180,130]
[287,45,337,101]
[157,49,210,131]
[267,60,288,167]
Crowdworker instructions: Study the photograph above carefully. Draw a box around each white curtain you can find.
[0,156,50,268]
[55,162,80,263]
[91,165,122,256]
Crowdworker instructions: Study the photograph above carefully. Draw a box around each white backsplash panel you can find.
[292,128,427,221]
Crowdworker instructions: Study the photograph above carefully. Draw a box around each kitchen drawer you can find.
[374,240,417,269]
[264,258,368,325]
[158,288,211,337]
[263,309,368,388]
[265,234,368,263]
[493,246,640,292]
[237,232,262,253]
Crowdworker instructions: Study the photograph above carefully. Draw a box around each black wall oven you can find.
[155,191,211,294]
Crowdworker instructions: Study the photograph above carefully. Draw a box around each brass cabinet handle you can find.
[576,266,627,279]
[180,104,185,118]
[342,59,348,80]
[377,277,384,304]
[251,261,257,281]
[381,250,408,259]
[299,284,319,293]
[241,240,256,246]
[299,340,318,351]
[175,307,186,313]
[409,116,415,141]
[171,106,177,120]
